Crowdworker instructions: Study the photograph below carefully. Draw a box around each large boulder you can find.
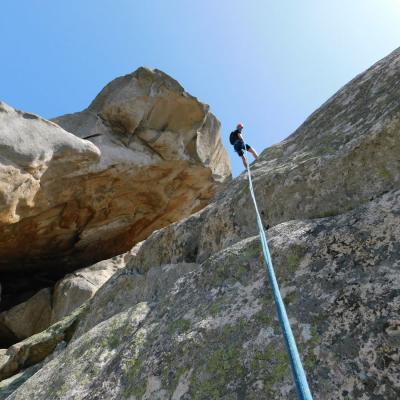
[0,289,52,345]
[0,102,101,311]
[50,250,136,324]
[54,68,230,181]
[51,67,231,271]
[0,101,101,276]
[0,102,100,227]
[0,68,230,310]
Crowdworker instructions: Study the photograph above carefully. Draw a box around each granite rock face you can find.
[0,289,52,345]
[53,68,229,181]
[0,68,230,322]
[0,101,100,275]
[5,48,400,399]
[50,252,134,324]
[8,190,400,400]
[51,67,230,270]
[0,68,230,276]
[0,102,100,228]
[0,249,137,347]
[0,304,86,383]
[150,46,399,265]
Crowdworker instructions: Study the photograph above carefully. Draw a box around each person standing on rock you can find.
[229,123,258,168]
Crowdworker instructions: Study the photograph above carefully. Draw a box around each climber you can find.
[229,123,258,168]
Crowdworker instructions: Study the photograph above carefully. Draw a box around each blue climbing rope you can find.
[244,143,313,400]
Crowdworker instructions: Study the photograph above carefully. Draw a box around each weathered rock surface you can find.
[0,68,230,321]
[0,362,43,400]
[6,47,400,399]
[50,251,134,324]
[0,289,51,345]
[144,45,399,265]
[53,68,229,181]
[0,248,137,348]
[0,102,100,276]
[0,68,230,277]
[8,189,400,399]
[50,67,231,268]
[0,102,100,228]
[0,304,86,383]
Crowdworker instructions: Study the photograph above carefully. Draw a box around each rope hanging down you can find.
[244,144,313,400]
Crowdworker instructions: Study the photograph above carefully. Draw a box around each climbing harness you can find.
[244,143,313,400]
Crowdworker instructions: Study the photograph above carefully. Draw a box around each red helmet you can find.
[237,123,244,130]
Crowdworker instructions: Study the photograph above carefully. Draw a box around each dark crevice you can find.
[135,135,166,161]
[82,133,103,140]
[0,269,65,313]
[22,112,39,120]
[0,323,19,348]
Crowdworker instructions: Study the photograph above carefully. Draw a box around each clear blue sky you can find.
[1,1,399,176]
